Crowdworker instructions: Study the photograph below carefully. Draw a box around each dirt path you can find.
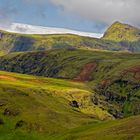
[73,62,97,82]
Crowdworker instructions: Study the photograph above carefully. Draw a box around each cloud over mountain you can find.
[50,0,140,26]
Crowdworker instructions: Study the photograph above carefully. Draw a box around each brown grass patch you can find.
[73,62,97,82]
[0,75,17,81]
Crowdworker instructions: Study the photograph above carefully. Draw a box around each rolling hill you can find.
[0,70,112,140]
[0,30,121,53]
[0,22,140,53]
[0,56,140,140]
[0,49,140,119]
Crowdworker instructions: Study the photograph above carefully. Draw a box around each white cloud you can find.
[50,0,140,26]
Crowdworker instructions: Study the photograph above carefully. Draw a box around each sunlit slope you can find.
[0,70,139,139]
[103,21,140,42]
[102,21,140,52]
[54,115,140,140]
[0,70,114,139]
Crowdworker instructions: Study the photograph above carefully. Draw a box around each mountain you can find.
[103,21,140,42]
[102,21,140,52]
[0,23,103,38]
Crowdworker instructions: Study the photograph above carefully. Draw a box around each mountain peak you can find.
[102,21,140,41]
[111,21,122,25]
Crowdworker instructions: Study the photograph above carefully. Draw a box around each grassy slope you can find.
[0,51,6,56]
[0,71,140,140]
[0,48,139,79]
[53,115,140,140]
[0,49,140,118]
[103,21,140,42]
[1,22,140,53]
[0,29,131,53]
[102,21,140,52]
[0,70,113,140]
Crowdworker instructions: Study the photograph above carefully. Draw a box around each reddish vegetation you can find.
[100,80,112,88]
[0,75,17,81]
[73,63,97,82]
[123,66,140,80]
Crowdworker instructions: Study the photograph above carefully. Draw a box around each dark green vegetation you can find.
[1,21,140,53]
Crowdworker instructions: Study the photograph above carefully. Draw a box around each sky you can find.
[0,0,139,33]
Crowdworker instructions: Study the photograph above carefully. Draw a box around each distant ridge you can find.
[0,21,140,53]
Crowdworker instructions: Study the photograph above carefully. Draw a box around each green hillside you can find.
[102,22,140,52]
[0,49,140,119]
[0,30,122,53]
[53,115,140,140]
[0,69,140,140]
[0,22,140,53]
[0,70,112,139]
[103,21,140,42]
[1,22,140,53]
